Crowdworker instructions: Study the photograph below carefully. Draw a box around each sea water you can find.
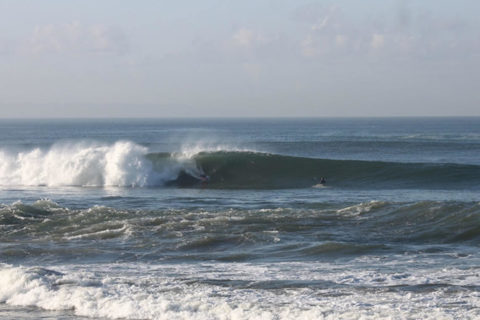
[0,118,479,319]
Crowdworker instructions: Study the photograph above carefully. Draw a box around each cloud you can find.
[29,22,128,55]
[335,34,348,47]
[295,4,360,58]
[228,27,288,62]
[371,33,385,49]
[294,3,479,61]
[231,27,274,50]
[232,28,256,48]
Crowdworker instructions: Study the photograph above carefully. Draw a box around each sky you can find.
[0,0,479,118]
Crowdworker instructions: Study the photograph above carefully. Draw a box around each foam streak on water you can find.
[1,259,479,320]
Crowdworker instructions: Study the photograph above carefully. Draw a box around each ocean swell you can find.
[1,200,480,264]
[0,142,479,190]
[170,151,480,189]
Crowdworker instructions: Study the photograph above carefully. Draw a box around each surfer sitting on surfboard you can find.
[320,177,326,185]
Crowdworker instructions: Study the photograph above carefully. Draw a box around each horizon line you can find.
[0,115,480,120]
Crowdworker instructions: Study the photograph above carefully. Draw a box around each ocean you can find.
[0,118,479,319]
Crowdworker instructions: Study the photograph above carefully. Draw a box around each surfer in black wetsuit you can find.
[320,177,326,185]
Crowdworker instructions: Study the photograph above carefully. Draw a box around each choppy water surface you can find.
[0,118,479,319]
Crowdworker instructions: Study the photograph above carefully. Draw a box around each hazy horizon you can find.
[1,0,479,118]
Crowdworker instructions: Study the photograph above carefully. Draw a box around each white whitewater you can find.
[0,141,154,187]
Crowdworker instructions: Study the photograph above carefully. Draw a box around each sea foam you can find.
[1,262,479,320]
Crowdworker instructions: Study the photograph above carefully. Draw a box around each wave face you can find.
[160,151,480,189]
[0,142,479,189]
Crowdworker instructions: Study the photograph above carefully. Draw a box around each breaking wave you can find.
[0,141,479,189]
[0,141,155,187]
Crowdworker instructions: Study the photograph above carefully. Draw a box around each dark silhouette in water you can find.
[320,177,326,185]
